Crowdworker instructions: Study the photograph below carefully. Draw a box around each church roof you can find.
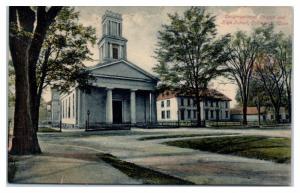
[87,59,159,81]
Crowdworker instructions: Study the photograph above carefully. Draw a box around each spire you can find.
[98,10,127,63]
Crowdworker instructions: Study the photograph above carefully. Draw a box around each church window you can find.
[113,47,119,59]
[118,23,121,36]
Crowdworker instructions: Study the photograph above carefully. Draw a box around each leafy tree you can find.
[154,7,230,125]
[32,7,96,132]
[9,6,62,154]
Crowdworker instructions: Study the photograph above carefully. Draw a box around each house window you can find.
[210,101,214,107]
[180,109,185,120]
[225,101,228,108]
[161,111,165,119]
[166,100,170,107]
[112,47,118,59]
[216,101,219,107]
[225,111,229,118]
[187,98,191,106]
[187,110,191,119]
[205,100,208,106]
[194,110,197,119]
[161,101,164,108]
[193,99,196,106]
[210,110,214,119]
[166,110,170,119]
[180,98,184,106]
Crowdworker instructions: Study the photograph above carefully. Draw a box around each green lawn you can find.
[164,136,291,163]
[138,133,236,141]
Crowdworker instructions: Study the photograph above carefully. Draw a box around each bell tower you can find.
[98,10,127,63]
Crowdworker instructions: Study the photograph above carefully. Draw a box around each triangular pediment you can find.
[89,60,158,81]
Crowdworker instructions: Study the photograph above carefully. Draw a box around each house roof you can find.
[157,88,231,101]
[230,107,267,115]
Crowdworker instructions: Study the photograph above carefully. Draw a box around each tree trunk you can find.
[274,106,281,124]
[257,99,261,126]
[10,57,41,154]
[242,100,248,125]
[9,7,41,155]
[195,94,202,127]
[287,90,291,123]
[9,7,61,155]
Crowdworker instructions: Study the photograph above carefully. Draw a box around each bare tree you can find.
[225,29,264,125]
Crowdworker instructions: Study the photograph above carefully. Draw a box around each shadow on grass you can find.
[97,153,194,185]
[138,133,238,141]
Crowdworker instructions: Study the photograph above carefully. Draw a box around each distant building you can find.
[51,10,158,128]
[230,106,289,122]
[156,89,231,122]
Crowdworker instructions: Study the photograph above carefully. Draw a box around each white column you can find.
[106,88,113,123]
[130,89,137,124]
[109,43,112,58]
[149,92,152,122]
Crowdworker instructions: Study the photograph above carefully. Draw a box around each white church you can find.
[51,10,159,128]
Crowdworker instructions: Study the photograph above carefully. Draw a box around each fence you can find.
[85,122,132,131]
[85,120,206,131]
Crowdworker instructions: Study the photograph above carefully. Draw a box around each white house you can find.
[230,106,289,122]
[156,89,231,122]
[51,11,158,128]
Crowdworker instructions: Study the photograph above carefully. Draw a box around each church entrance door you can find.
[113,100,122,123]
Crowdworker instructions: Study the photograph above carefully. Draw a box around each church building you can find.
[51,10,159,128]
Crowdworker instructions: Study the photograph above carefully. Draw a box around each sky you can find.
[44,6,293,107]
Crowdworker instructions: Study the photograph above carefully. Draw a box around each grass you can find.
[138,133,237,141]
[97,153,194,185]
[8,155,17,183]
[164,136,291,164]
[37,127,61,133]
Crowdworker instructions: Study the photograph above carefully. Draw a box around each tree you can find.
[154,7,230,126]
[254,26,291,123]
[225,29,263,125]
[32,7,96,132]
[235,74,270,125]
[9,6,62,155]
[274,35,292,122]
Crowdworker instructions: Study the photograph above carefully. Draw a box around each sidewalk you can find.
[12,144,141,185]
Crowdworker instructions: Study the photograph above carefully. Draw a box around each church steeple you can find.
[98,10,127,63]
